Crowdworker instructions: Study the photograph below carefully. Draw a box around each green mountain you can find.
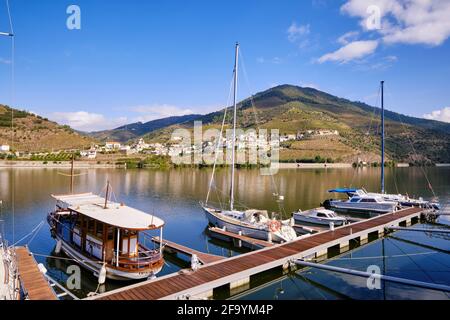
[0,104,94,152]
[140,85,450,163]
[88,114,203,142]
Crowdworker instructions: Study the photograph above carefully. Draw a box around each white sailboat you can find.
[0,218,20,300]
[201,43,297,243]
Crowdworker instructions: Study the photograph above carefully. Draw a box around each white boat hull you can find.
[328,201,396,214]
[293,214,345,226]
[203,207,292,243]
[55,235,161,281]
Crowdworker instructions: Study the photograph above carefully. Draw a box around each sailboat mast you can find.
[230,42,239,211]
[381,80,385,194]
[104,181,110,209]
[70,153,74,194]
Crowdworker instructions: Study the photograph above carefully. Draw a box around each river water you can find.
[0,166,448,299]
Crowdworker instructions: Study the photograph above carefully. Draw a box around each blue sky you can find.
[0,0,449,131]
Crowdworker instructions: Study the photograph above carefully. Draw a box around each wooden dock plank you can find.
[93,207,424,300]
[153,237,225,265]
[15,246,57,300]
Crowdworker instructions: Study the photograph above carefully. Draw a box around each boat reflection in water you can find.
[47,189,165,281]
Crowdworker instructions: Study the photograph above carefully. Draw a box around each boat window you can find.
[317,213,327,217]
[350,198,360,202]
[95,222,103,238]
[106,226,114,240]
[361,198,376,203]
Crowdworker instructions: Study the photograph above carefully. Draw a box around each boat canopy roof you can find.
[328,188,358,193]
[51,193,164,230]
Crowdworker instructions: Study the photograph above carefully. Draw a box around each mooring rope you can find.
[11,220,45,247]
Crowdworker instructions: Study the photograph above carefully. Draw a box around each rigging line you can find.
[6,0,16,245]
[386,237,443,291]
[239,49,286,218]
[206,73,235,205]
[366,85,381,136]
[396,111,436,198]
[292,270,328,300]
[30,252,104,265]
[350,84,382,187]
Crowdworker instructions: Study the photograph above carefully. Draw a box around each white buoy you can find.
[267,232,273,243]
[329,222,335,231]
[98,263,107,285]
[55,240,62,254]
[279,195,284,201]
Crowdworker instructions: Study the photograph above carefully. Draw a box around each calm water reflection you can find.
[0,167,448,299]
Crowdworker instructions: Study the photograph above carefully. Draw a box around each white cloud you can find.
[130,104,194,123]
[51,111,128,132]
[317,40,379,63]
[287,22,310,43]
[341,0,450,46]
[337,31,360,45]
[423,107,450,123]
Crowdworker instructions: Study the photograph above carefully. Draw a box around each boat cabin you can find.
[48,193,165,280]
[348,195,387,204]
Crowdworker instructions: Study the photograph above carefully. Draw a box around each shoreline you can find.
[1,160,447,169]
[0,160,118,169]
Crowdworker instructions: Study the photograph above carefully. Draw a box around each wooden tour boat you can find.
[47,188,165,281]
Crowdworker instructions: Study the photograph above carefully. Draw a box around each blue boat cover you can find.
[328,188,358,193]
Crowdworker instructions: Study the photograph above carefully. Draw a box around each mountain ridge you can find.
[137,84,450,163]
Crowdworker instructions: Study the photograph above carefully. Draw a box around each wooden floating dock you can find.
[91,207,424,301]
[15,246,57,300]
[208,227,274,249]
[152,237,225,264]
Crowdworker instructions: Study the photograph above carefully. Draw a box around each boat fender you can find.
[268,220,281,232]
[38,263,47,275]
[191,254,200,271]
[98,263,107,285]
[55,240,62,254]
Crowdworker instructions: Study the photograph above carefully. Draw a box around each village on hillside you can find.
[0,129,340,164]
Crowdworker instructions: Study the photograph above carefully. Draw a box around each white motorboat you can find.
[201,43,297,244]
[293,207,347,226]
[328,188,439,210]
[324,193,398,214]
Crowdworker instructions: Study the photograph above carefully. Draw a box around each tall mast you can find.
[230,42,239,211]
[381,80,385,194]
[70,153,75,194]
[104,181,110,209]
